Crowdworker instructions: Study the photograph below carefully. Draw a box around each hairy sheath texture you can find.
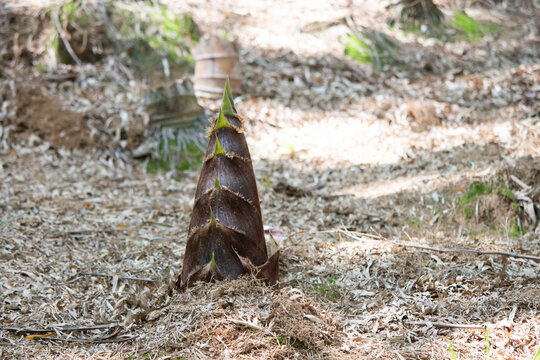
[179,81,279,289]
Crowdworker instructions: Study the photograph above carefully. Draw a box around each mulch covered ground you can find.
[1,0,539,359]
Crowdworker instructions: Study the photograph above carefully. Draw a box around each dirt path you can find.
[1,0,539,359]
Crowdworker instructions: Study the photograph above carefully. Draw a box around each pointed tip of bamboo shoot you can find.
[215,109,231,130]
[224,76,234,102]
[214,170,221,190]
[221,81,236,116]
[213,135,226,156]
[209,206,216,226]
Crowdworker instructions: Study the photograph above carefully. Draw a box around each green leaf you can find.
[214,109,231,130]
[532,344,540,360]
[486,325,490,360]
[269,233,279,256]
[221,80,236,116]
[344,34,374,65]
[224,76,234,104]
[447,339,457,360]
[452,11,483,37]
[450,11,497,41]
[459,181,492,207]
[213,135,226,156]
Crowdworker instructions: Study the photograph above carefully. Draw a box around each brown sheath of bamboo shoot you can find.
[179,80,279,289]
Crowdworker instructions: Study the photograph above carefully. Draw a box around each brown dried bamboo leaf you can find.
[236,250,280,286]
[256,250,280,285]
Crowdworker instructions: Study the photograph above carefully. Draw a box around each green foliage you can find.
[447,326,492,360]
[47,0,200,76]
[49,1,112,64]
[60,1,86,24]
[111,1,200,78]
[460,182,491,219]
[495,185,515,200]
[458,180,524,234]
[486,325,490,360]
[448,339,457,360]
[459,182,492,207]
[451,11,483,37]
[533,344,540,360]
[141,6,198,60]
[343,32,398,69]
[146,138,204,174]
[396,9,499,42]
[49,29,70,65]
[315,276,340,302]
[508,218,522,238]
[344,34,373,65]
[450,11,497,41]
[262,175,273,188]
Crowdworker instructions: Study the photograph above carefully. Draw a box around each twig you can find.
[1,322,123,334]
[303,229,385,241]
[68,228,122,234]
[45,228,124,240]
[510,175,530,190]
[226,319,263,331]
[52,7,82,66]
[392,242,540,262]
[336,229,540,263]
[80,272,155,283]
[42,72,78,81]
[405,320,486,329]
[32,335,135,343]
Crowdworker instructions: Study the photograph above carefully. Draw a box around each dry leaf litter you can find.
[1,0,539,359]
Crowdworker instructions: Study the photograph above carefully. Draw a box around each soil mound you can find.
[142,277,342,358]
[13,87,92,149]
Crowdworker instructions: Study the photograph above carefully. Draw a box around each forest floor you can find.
[1,0,539,359]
